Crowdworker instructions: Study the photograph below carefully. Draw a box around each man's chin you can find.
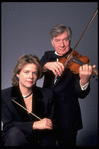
[57,49,70,56]
[58,51,67,56]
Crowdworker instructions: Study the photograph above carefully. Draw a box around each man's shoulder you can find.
[44,50,54,56]
[40,50,55,65]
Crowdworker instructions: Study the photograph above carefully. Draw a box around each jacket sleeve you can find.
[40,51,49,67]
[42,88,54,120]
[47,91,54,120]
[40,51,55,67]
[1,98,33,136]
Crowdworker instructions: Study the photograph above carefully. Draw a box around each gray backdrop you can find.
[1,2,98,146]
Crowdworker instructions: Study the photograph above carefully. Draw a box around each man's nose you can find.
[60,41,65,47]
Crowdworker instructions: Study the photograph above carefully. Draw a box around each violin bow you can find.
[53,8,98,88]
[67,8,98,62]
[12,99,41,120]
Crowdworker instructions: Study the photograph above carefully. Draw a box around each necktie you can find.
[53,53,64,60]
[53,48,72,60]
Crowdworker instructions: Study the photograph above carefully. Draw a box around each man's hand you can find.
[79,64,96,86]
[33,118,53,130]
[43,62,64,76]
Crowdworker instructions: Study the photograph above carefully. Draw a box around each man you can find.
[1,54,56,146]
[40,25,96,146]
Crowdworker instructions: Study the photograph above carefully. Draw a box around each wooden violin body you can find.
[59,50,98,76]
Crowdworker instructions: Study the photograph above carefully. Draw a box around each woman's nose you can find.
[29,72,33,78]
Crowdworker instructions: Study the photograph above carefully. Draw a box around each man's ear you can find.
[51,39,54,47]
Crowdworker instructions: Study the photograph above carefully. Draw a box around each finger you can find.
[57,62,65,71]
[89,65,92,70]
[56,62,64,76]
[45,125,53,130]
[79,65,83,72]
[46,123,53,130]
[53,69,58,76]
[88,65,93,74]
[92,65,96,69]
[51,63,61,76]
[83,64,89,70]
[46,119,53,126]
[81,64,89,71]
[82,64,93,76]
[54,67,62,76]
[52,67,61,76]
[46,118,52,124]
[44,118,53,130]
[56,62,64,70]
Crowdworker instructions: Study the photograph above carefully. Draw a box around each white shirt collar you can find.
[54,51,59,56]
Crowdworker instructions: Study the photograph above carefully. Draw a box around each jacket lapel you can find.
[52,68,70,90]
[11,86,44,121]
[11,86,30,121]
[32,87,45,119]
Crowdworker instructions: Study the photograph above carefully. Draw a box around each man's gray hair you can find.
[50,25,72,40]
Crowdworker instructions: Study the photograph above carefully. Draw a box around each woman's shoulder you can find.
[2,86,13,94]
[1,86,17,99]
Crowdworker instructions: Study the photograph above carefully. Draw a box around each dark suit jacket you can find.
[1,85,54,140]
[40,50,90,135]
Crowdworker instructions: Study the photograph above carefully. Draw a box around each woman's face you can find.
[17,63,38,90]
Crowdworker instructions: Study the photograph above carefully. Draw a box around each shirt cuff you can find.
[79,81,89,90]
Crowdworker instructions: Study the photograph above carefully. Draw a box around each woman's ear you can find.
[16,74,19,78]
[16,74,19,80]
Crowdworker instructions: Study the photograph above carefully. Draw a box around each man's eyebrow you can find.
[55,39,60,41]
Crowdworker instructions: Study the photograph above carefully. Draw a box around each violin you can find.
[59,50,98,76]
[59,8,98,77]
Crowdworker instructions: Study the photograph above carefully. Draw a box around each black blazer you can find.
[40,50,90,133]
[1,85,54,140]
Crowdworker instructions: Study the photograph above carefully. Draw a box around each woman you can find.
[1,54,55,146]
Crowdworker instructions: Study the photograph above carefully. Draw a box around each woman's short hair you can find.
[12,54,42,86]
[50,24,72,40]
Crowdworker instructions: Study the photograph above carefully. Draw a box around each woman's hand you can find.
[33,118,53,130]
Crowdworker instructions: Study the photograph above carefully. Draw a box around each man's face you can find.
[51,31,70,56]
